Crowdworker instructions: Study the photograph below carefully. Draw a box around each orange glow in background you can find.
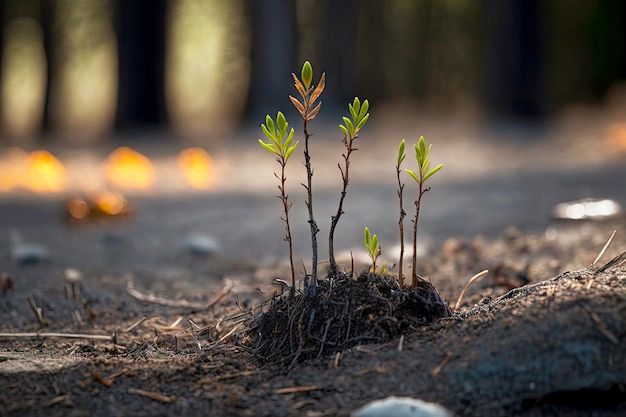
[0,146,219,195]
[605,122,626,151]
[104,147,154,190]
[0,148,66,193]
[27,150,66,192]
[177,147,214,189]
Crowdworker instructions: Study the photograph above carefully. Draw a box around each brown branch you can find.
[197,370,260,384]
[275,385,319,394]
[27,296,46,327]
[329,139,357,274]
[278,160,297,295]
[411,185,430,286]
[302,119,320,294]
[430,352,452,377]
[396,163,406,288]
[127,388,176,403]
[0,332,114,341]
[126,279,233,310]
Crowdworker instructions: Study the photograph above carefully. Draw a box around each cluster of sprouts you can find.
[258,61,442,295]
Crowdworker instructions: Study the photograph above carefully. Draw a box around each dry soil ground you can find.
[1,216,625,417]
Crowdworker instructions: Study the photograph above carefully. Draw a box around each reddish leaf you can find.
[292,73,306,98]
[306,102,322,121]
[289,95,306,117]
[309,73,326,104]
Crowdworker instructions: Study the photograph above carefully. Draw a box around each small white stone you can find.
[64,268,82,283]
[12,243,48,265]
[179,234,220,256]
[351,396,454,417]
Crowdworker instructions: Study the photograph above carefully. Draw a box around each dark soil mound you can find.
[248,271,451,365]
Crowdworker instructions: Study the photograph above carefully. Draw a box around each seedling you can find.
[328,97,370,274]
[363,227,381,273]
[404,136,442,286]
[252,64,452,364]
[258,112,299,295]
[396,139,407,288]
[290,61,325,293]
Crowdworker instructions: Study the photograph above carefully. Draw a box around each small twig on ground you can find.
[27,296,46,326]
[92,371,114,387]
[197,370,259,384]
[430,352,452,377]
[215,321,245,343]
[455,270,489,310]
[0,332,114,341]
[590,230,617,267]
[334,351,341,369]
[598,249,626,272]
[275,385,319,395]
[123,316,147,333]
[126,278,233,310]
[44,394,72,408]
[397,334,405,352]
[127,388,176,403]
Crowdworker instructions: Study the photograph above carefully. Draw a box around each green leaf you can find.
[405,169,419,183]
[372,234,379,252]
[348,103,357,122]
[301,61,313,90]
[423,143,432,165]
[284,127,294,149]
[258,139,276,154]
[357,99,369,121]
[276,112,286,132]
[285,140,299,160]
[422,164,442,183]
[339,124,349,137]
[364,227,371,248]
[265,115,275,135]
[355,113,369,131]
[418,136,426,159]
[261,124,274,142]
[397,139,406,167]
[420,160,430,177]
[342,117,354,136]
[352,97,361,114]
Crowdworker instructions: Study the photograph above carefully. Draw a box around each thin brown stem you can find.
[302,119,319,294]
[411,183,428,286]
[396,165,406,288]
[279,159,297,296]
[329,137,356,274]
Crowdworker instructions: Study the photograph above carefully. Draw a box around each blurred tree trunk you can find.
[356,1,386,101]
[114,0,167,131]
[40,0,54,133]
[482,0,549,119]
[319,0,358,110]
[246,0,297,122]
[587,0,626,97]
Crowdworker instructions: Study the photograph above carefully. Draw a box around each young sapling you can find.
[396,139,407,288]
[405,136,442,286]
[328,97,370,274]
[258,112,299,295]
[363,227,381,273]
[290,61,325,293]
